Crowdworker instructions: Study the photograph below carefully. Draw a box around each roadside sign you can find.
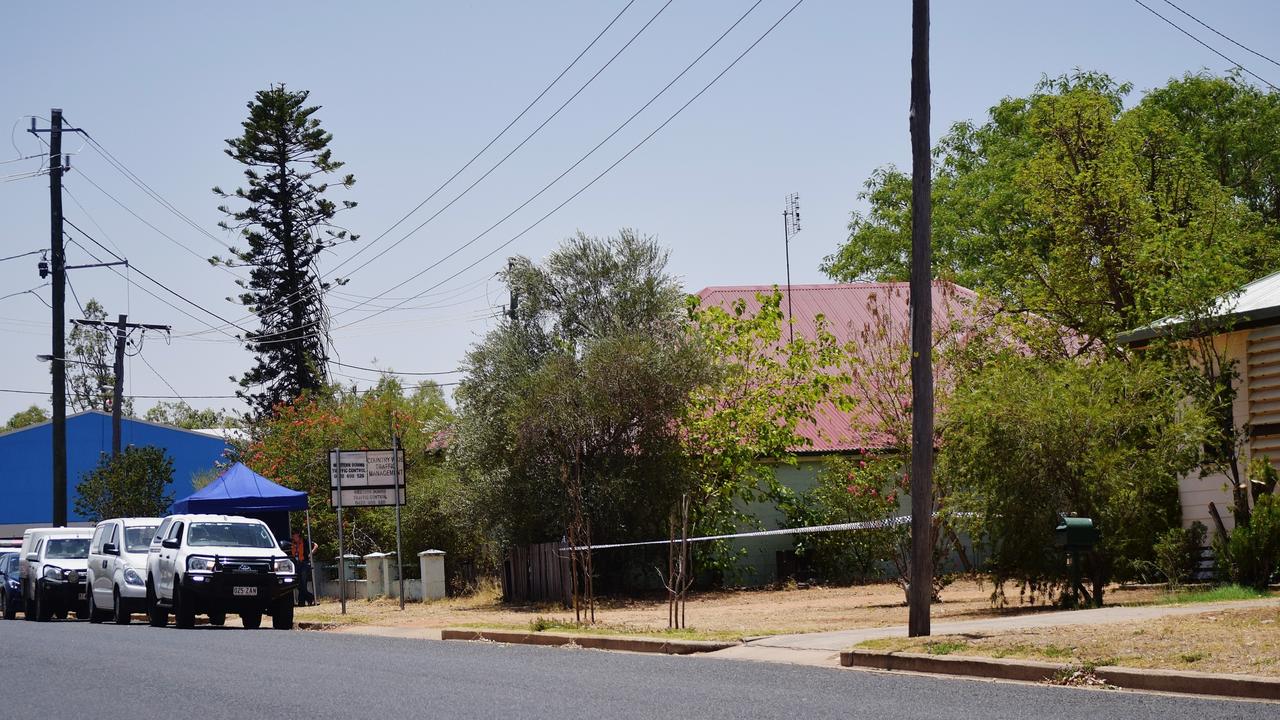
[328,449,405,507]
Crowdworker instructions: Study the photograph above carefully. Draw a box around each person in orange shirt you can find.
[291,531,318,606]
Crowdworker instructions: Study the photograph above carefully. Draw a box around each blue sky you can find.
[3,0,1278,419]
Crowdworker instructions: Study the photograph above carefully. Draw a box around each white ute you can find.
[86,517,160,624]
[145,514,296,629]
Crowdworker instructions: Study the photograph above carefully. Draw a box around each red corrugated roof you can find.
[695,281,976,454]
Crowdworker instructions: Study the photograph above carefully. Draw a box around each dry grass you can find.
[858,606,1280,677]
[296,578,1172,640]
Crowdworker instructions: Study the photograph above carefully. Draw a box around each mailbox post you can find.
[1054,515,1099,608]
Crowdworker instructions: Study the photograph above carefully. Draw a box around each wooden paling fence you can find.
[502,542,572,604]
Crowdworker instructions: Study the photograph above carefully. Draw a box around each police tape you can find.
[562,514,916,552]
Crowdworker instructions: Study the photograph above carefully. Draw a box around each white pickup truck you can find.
[145,514,296,629]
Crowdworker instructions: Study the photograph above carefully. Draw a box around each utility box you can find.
[1054,516,1099,551]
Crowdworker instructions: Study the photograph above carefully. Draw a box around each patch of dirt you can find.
[296,578,1170,639]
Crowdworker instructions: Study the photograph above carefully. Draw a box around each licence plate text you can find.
[232,586,257,597]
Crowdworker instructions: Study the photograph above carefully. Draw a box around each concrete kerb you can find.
[840,649,1280,702]
[441,628,738,655]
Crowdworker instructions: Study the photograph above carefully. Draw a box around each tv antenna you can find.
[783,193,801,342]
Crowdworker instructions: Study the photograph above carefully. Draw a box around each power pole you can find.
[70,316,171,455]
[48,109,67,528]
[111,315,127,456]
[908,0,934,638]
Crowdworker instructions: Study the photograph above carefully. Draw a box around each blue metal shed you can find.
[0,410,231,534]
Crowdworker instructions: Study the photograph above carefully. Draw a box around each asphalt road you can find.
[0,618,1274,719]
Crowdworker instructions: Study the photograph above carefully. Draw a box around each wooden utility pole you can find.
[111,314,127,456]
[907,0,934,638]
[49,108,67,528]
[70,315,171,455]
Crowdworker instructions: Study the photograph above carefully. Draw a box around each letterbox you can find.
[1054,515,1098,551]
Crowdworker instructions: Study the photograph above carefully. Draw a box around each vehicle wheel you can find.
[208,611,226,627]
[88,591,107,623]
[240,611,262,629]
[271,596,294,630]
[0,592,10,620]
[112,587,130,625]
[173,580,195,629]
[35,587,52,622]
[146,581,167,627]
[22,584,34,621]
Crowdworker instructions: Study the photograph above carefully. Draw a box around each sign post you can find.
[332,447,346,615]
[328,446,407,609]
[393,434,404,610]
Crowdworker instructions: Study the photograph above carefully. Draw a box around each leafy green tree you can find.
[214,85,358,419]
[823,71,1277,352]
[1141,71,1280,224]
[5,405,49,431]
[240,378,461,567]
[942,355,1210,606]
[74,446,175,521]
[679,289,847,578]
[453,231,710,597]
[143,401,237,429]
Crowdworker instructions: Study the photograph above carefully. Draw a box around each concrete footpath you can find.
[709,598,1280,667]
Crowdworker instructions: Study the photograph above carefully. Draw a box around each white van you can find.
[19,527,93,620]
[86,517,161,624]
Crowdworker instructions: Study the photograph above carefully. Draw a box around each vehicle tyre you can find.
[271,596,294,630]
[0,592,11,620]
[146,581,167,628]
[35,586,52,622]
[112,587,130,625]
[240,611,262,629]
[88,590,108,623]
[173,580,195,629]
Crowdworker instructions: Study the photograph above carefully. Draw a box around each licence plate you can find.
[232,586,257,597]
[77,593,86,600]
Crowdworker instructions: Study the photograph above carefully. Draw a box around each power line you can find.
[0,282,50,306]
[328,0,642,281]
[209,0,658,337]
[62,222,248,340]
[1132,0,1279,91]
[1159,0,1280,70]
[69,170,244,280]
[65,119,238,254]
[339,0,804,329]
[328,360,461,376]
[325,0,676,294]
[0,249,43,264]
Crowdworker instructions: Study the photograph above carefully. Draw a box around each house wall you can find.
[731,458,825,586]
[1179,331,1248,533]
[0,411,230,532]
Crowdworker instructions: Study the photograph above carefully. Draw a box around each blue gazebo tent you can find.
[171,462,307,542]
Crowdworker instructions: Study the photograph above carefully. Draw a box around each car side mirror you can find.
[102,543,119,555]
[162,538,180,549]
[279,541,292,554]
[25,552,37,562]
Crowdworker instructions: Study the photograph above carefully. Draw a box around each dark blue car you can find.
[1,551,22,620]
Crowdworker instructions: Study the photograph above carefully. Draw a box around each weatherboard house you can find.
[695,282,977,585]
[0,410,231,537]
[1121,269,1280,533]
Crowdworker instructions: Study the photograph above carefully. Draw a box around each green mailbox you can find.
[1054,516,1098,551]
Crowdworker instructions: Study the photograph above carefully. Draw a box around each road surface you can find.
[1,619,1272,719]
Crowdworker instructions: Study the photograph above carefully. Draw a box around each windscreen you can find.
[124,526,158,553]
[187,522,275,549]
[46,538,90,559]
[1,553,15,574]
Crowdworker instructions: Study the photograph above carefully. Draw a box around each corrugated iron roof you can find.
[1121,269,1280,344]
[695,281,976,454]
